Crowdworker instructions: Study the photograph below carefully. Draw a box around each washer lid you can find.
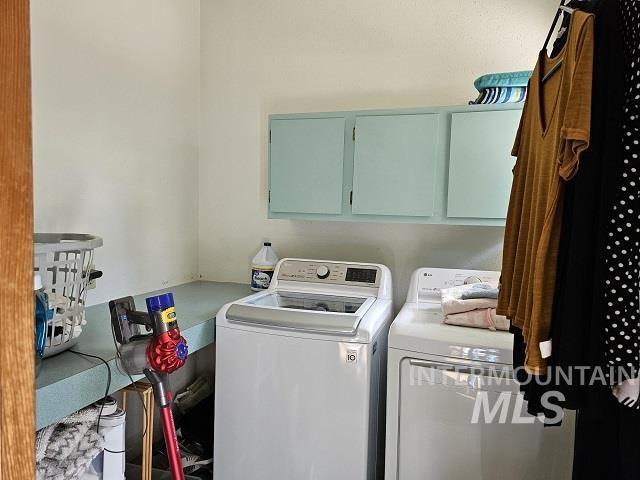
[250,291,368,312]
[225,291,375,335]
[389,303,513,365]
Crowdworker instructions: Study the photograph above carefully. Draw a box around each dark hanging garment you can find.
[572,385,640,480]
[556,0,640,477]
[549,0,624,410]
[511,325,560,420]
[600,0,640,407]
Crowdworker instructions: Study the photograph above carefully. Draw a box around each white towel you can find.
[36,406,104,480]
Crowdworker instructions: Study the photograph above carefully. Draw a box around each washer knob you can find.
[316,265,330,279]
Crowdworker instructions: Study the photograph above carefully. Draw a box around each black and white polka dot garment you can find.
[603,0,640,409]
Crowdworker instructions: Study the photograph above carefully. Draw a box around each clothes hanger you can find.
[542,1,568,52]
[541,1,576,83]
[542,0,593,82]
[550,0,593,57]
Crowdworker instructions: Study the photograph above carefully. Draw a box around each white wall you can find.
[31,0,200,305]
[198,0,559,306]
[30,0,560,308]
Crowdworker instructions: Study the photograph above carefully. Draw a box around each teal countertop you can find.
[36,281,251,430]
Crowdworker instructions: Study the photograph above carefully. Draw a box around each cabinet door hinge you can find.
[268,190,271,203]
[269,129,272,143]
[352,127,356,142]
[349,191,353,205]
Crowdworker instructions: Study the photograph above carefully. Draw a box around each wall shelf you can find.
[35,281,251,430]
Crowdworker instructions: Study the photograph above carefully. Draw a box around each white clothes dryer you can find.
[385,267,575,480]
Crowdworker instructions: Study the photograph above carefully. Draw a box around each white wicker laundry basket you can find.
[34,233,103,357]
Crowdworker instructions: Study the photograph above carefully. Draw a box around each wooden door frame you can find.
[0,0,35,478]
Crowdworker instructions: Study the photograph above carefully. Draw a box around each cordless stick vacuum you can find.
[109,293,188,480]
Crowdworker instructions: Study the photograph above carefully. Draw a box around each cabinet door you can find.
[447,110,521,219]
[269,117,345,214]
[352,114,439,216]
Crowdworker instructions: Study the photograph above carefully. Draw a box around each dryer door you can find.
[396,357,574,480]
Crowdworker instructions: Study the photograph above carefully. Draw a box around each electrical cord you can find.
[69,344,149,455]
[69,350,111,433]
[67,351,127,456]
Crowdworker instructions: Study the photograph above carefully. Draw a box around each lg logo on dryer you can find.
[346,349,358,363]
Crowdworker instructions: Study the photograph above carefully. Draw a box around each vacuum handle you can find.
[145,369,184,480]
[160,405,185,480]
[144,369,171,408]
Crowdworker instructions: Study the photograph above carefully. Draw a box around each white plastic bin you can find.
[34,233,103,357]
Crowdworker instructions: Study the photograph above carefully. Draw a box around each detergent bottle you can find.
[251,242,278,291]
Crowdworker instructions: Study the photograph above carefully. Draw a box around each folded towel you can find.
[444,308,510,331]
[36,405,104,480]
[473,70,533,91]
[460,283,499,300]
[470,86,527,104]
[441,284,497,315]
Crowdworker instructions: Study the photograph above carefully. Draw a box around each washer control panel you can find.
[278,260,380,287]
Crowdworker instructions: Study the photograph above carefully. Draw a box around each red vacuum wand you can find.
[110,293,188,480]
[144,371,185,480]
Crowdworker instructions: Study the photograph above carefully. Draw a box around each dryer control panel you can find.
[277,260,381,287]
[411,267,501,303]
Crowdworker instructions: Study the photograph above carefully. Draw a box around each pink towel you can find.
[444,308,510,331]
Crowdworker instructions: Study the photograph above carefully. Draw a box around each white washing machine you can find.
[385,267,575,480]
[214,258,393,480]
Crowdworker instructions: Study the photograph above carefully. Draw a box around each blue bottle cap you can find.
[146,292,174,313]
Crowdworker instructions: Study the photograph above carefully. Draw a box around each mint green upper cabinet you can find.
[446,110,521,219]
[269,117,346,214]
[352,114,440,216]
